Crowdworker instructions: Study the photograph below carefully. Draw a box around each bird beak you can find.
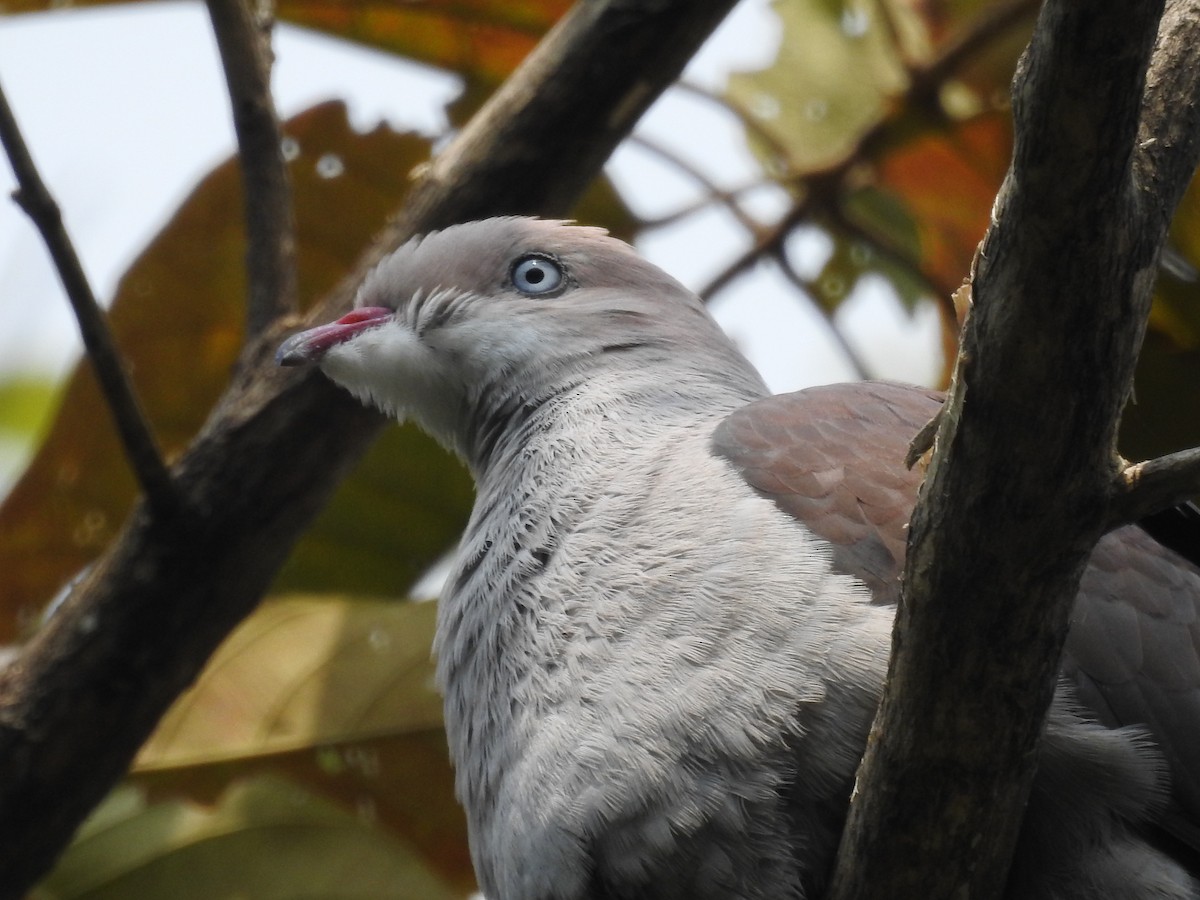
[275,306,395,367]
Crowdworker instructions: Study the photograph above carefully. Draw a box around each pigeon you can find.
[277,217,1200,899]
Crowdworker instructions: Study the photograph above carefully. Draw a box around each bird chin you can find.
[320,336,465,453]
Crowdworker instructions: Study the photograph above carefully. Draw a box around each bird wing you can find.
[711,380,938,607]
[711,380,1200,839]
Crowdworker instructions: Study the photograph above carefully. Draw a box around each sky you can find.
[0,0,942,486]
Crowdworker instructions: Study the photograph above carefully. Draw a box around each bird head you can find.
[277,217,765,464]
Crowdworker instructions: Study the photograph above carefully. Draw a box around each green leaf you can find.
[34,778,465,900]
[0,375,60,493]
[727,0,909,173]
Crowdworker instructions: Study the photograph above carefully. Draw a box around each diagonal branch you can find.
[0,0,741,894]
[827,0,1200,895]
[771,243,872,380]
[625,132,766,236]
[206,0,298,340]
[0,79,178,518]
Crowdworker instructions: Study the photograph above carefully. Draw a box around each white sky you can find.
[0,0,942,485]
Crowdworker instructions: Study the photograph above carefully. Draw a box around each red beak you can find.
[275,307,394,366]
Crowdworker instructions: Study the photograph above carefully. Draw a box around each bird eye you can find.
[511,254,564,296]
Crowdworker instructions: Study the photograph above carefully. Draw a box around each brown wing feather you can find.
[711,379,1200,842]
[712,380,938,606]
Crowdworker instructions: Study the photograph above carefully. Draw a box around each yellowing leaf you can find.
[138,595,442,769]
[132,733,473,895]
[130,595,474,892]
[0,376,60,493]
[34,778,465,900]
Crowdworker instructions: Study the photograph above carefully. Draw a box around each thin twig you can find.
[634,180,772,231]
[1110,447,1200,528]
[673,80,794,171]
[826,204,957,308]
[696,0,1036,318]
[696,228,779,300]
[695,189,814,300]
[914,0,1039,92]
[206,0,297,339]
[625,133,766,234]
[0,78,178,516]
[772,244,872,379]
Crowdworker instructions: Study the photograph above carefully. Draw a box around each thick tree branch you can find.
[0,79,178,517]
[1135,0,1200,240]
[206,0,298,339]
[828,0,1200,897]
[0,0,739,894]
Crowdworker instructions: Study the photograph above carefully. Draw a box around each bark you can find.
[0,0,739,894]
[827,0,1200,897]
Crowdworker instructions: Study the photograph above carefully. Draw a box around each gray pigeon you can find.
[277,217,1200,899]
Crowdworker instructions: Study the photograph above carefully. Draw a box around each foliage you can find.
[0,0,1198,895]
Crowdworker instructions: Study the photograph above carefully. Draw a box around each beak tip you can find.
[275,334,314,367]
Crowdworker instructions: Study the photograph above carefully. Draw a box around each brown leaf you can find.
[869,110,1012,295]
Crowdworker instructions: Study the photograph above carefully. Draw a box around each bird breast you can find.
[434,416,890,899]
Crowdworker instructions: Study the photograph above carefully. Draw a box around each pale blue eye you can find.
[511,255,564,295]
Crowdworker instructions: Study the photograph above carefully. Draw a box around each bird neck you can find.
[460,351,768,481]
[437,360,766,829]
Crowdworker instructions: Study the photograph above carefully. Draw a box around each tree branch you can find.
[0,0,740,894]
[828,0,1200,896]
[771,243,872,379]
[625,132,765,236]
[1135,0,1200,241]
[694,0,1037,309]
[206,0,298,339]
[0,79,178,518]
[1111,447,1200,528]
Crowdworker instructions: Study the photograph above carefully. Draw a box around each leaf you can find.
[130,733,473,895]
[0,102,452,637]
[137,595,442,767]
[278,0,572,92]
[1,0,571,95]
[128,594,474,893]
[33,777,465,900]
[0,376,58,439]
[866,109,1012,295]
[0,376,60,492]
[727,0,909,173]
